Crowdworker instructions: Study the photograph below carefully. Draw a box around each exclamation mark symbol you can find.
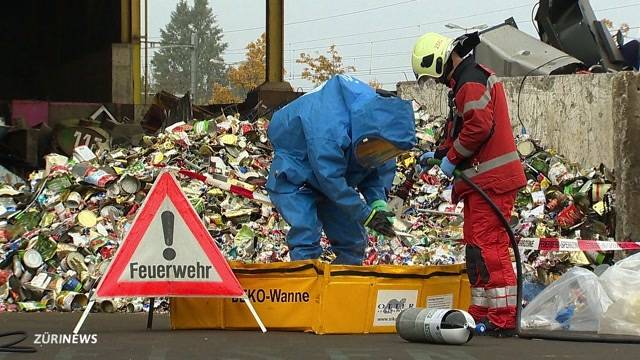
[162,211,176,261]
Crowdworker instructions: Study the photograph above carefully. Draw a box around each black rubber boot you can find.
[476,319,517,338]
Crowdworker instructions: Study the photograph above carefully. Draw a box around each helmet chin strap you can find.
[437,57,454,85]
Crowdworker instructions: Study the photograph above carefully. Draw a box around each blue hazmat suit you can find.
[266,75,416,265]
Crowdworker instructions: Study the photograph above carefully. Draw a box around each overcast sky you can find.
[144,0,640,91]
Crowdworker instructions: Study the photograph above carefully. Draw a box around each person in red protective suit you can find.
[412,32,527,336]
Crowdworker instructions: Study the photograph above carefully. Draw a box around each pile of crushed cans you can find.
[0,105,617,312]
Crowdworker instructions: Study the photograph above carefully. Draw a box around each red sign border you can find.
[96,172,244,297]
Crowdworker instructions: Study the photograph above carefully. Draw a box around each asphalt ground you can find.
[1,313,638,360]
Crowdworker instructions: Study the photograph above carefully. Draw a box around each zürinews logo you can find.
[34,333,98,345]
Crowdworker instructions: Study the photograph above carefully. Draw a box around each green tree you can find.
[151,0,227,104]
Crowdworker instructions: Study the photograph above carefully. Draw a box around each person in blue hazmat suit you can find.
[266,75,417,265]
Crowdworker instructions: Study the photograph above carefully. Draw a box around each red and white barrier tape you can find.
[176,169,273,205]
[519,238,640,251]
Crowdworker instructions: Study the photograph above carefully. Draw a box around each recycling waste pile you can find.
[0,104,623,317]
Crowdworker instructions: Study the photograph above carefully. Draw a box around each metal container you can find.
[592,183,612,203]
[20,269,35,284]
[22,249,43,269]
[517,140,538,158]
[56,291,89,311]
[396,308,477,345]
[65,252,85,270]
[82,166,118,188]
[41,295,56,310]
[62,276,83,292]
[99,299,118,313]
[127,301,143,313]
[557,203,585,229]
[65,191,83,209]
[12,255,24,278]
[100,205,123,219]
[77,210,98,228]
[119,175,141,194]
[34,234,58,262]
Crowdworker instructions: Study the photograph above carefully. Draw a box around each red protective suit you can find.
[435,56,526,329]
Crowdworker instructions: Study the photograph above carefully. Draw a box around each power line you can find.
[224,0,417,33]
[223,2,535,53]
[596,2,640,12]
[223,50,409,64]
[223,2,640,54]
[288,67,414,80]
[226,25,468,55]
[285,2,535,46]
[225,34,419,56]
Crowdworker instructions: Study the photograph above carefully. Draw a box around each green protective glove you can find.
[368,199,396,227]
[363,209,396,238]
[370,199,389,212]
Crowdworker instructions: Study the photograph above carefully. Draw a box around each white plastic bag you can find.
[599,252,640,302]
[522,267,611,332]
[598,253,640,336]
[598,292,640,336]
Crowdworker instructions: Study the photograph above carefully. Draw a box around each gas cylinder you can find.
[396,308,483,345]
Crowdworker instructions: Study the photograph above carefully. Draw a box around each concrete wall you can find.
[112,44,134,105]
[397,73,640,242]
[398,73,616,168]
[612,72,640,243]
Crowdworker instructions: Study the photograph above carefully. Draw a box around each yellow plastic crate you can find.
[171,260,469,334]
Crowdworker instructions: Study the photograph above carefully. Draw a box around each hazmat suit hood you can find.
[348,84,416,168]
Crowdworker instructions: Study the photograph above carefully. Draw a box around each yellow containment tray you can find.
[170,260,470,334]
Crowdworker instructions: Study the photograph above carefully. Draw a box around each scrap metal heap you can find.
[0,104,617,312]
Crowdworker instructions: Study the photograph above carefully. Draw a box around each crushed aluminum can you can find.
[98,246,116,260]
[119,174,141,194]
[22,249,43,269]
[78,164,118,188]
[548,161,574,186]
[517,139,537,157]
[12,255,24,278]
[62,276,83,292]
[127,301,143,313]
[73,145,97,162]
[18,301,47,312]
[46,175,72,192]
[56,291,88,311]
[592,183,612,203]
[98,299,119,313]
[100,205,123,219]
[29,272,52,290]
[20,269,35,284]
[64,191,83,209]
[34,235,58,261]
[64,252,85,270]
[192,120,211,135]
[557,203,585,229]
[106,181,121,197]
[77,209,98,228]
[531,191,546,207]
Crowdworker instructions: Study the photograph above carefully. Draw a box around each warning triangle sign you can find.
[97,171,244,298]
